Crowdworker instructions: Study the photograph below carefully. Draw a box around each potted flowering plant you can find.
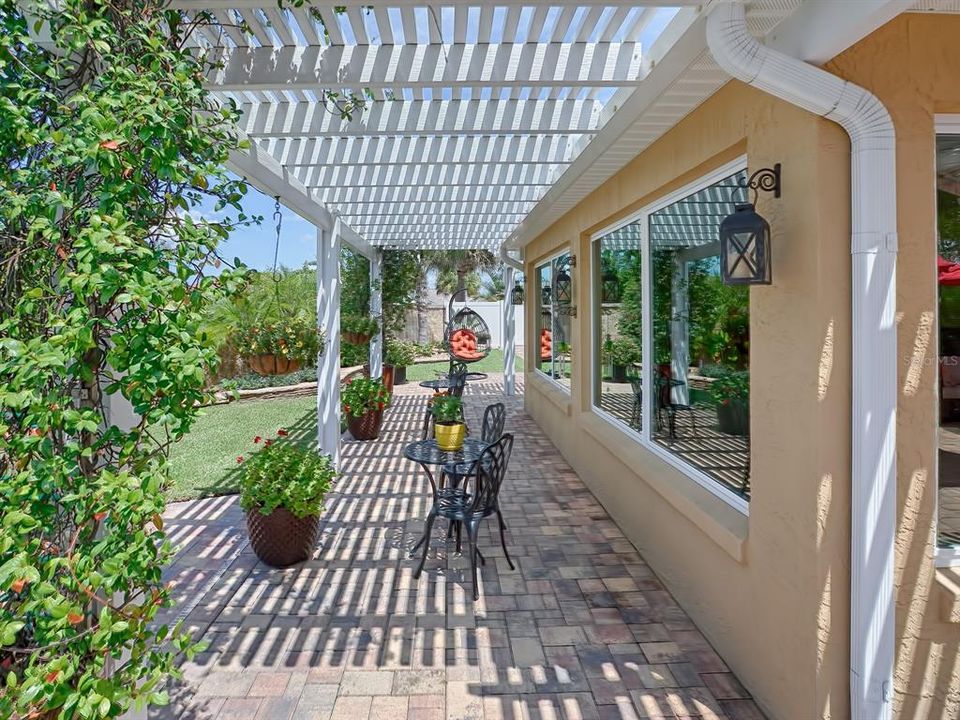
[236,313,323,375]
[342,315,380,345]
[710,370,749,436]
[341,376,391,440]
[238,429,336,567]
[431,393,466,451]
[385,339,417,386]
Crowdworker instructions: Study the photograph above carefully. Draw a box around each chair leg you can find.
[496,510,515,571]
[464,520,481,601]
[455,520,462,555]
[414,511,436,579]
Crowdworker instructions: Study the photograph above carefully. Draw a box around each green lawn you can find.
[167,349,522,502]
[404,348,521,382]
[167,395,317,502]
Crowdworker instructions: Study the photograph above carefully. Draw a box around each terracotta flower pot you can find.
[435,421,466,451]
[247,354,301,376]
[348,409,384,440]
[343,331,372,345]
[246,506,321,568]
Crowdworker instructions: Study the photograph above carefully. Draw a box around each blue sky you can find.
[197,178,320,271]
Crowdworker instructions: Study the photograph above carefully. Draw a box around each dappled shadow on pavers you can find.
[151,375,764,720]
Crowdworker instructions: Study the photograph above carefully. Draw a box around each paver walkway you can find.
[154,378,764,720]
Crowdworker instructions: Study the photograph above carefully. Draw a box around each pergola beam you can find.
[265,135,574,167]
[298,163,562,189]
[317,186,545,203]
[208,43,644,92]
[226,136,374,259]
[237,99,598,138]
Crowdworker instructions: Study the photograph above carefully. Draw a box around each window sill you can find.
[529,372,572,416]
[581,412,747,563]
[934,567,960,623]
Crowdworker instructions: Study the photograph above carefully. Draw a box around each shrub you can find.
[340,377,391,419]
[0,4,252,717]
[235,313,324,364]
[385,340,417,367]
[709,370,750,405]
[218,368,317,391]
[606,337,642,367]
[341,341,368,368]
[341,315,379,338]
[238,433,336,518]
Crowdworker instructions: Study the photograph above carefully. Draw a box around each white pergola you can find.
[162,3,935,718]
[168,0,912,469]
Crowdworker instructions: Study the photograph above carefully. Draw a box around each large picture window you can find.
[535,252,573,390]
[592,164,751,506]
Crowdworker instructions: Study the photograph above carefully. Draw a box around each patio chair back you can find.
[449,365,468,399]
[421,407,436,440]
[480,402,506,444]
[470,433,514,516]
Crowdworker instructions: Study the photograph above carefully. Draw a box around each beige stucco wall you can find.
[523,79,854,719]
[826,14,960,719]
[521,13,960,720]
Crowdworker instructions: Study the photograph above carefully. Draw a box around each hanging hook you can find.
[272,196,282,283]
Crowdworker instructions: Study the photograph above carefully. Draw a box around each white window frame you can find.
[534,248,573,394]
[589,156,750,515]
[934,116,960,565]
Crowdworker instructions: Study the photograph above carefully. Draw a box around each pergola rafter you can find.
[184,1,709,252]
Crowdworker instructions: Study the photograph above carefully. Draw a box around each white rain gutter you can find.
[500,243,524,273]
[706,3,897,719]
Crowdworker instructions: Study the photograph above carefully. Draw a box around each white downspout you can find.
[707,3,897,719]
[499,243,524,273]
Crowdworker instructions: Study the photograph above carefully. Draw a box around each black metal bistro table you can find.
[418,372,488,391]
[403,437,487,556]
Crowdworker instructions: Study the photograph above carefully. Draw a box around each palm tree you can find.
[477,268,506,301]
[429,250,497,300]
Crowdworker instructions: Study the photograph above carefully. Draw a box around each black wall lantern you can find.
[541,283,552,306]
[511,279,525,305]
[719,164,779,286]
[601,267,620,304]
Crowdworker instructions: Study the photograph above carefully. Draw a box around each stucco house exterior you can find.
[508,6,960,719]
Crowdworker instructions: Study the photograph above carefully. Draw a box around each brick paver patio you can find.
[153,378,764,720]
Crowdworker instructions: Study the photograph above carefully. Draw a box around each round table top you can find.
[403,437,487,467]
[419,377,456,390]
[419,372,488,390]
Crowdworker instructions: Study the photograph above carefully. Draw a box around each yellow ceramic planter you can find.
[435,422,466,451]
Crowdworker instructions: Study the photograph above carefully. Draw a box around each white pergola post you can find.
[317,219,342,468]
[670,256,689,405]
[503,266,516,396]
[368,249,383,378]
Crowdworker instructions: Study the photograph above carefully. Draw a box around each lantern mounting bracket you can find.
[739,163,781,204]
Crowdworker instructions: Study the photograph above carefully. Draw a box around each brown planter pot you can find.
[246,506,321,568]
[348,409,384,441]
[247,354,301,376]
[343,331,372,345]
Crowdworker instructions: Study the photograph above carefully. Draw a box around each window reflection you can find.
[535,254,573,389]
[937,134,960,547]
[592,169,752,501]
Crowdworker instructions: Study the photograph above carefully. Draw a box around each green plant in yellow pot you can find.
[431,393,466,451]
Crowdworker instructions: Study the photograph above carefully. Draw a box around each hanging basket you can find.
[246,506,321,568]
[348,409,384,441]
[343,331,372,345]
[246,354,302,376]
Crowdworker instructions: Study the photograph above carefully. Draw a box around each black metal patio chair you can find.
[414,433,515,601]
[655,374,698,440]
[629,376,643,429]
